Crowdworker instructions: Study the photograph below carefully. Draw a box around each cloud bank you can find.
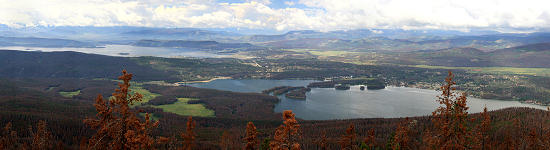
[1,0,549,32]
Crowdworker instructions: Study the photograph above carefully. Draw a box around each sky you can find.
[1,0,550,33]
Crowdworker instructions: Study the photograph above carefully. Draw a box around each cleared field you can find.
[105,81,160,106]
[129,83,160,104]
[59,90,80,98]
[412,65,550,77]
[152,98,215,117]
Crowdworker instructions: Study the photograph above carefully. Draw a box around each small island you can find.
[285,87,311,100]
[366,79,386,90]
[263,86,311,100]
[307,78,386,90]
[335,84,351,90]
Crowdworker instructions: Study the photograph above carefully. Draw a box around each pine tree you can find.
[391,118,411,150]
[316,130,328,150]
[1,122,18,149]
[424,71,472,149]
[180,116,196,150]
[363,128,375,150]
[339,123,357,150]
[270,110,301,150]
[220,131,230,150]
[473,107,491,150]
[84,70,159,150]
[244,122,259,150]
[29,120,53,150]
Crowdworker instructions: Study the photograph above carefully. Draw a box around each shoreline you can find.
[174,76,232,85]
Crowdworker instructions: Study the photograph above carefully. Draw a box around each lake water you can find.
[0,45,225,58]
[189,79,547,120]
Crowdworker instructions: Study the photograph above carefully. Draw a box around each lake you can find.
[0,45,225,58]
[189,79,547,120]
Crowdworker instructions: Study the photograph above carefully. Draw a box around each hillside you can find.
[0,36,96,48]
[411,43,550,68]
[309,42,550,68]
[0,50,260,82]
[0,50,174,81]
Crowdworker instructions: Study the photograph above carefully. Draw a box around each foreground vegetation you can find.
[3,70,550,149]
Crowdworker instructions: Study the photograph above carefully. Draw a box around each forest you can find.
[2,69,550,149]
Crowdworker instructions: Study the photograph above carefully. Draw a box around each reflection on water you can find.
[188,79,315,93]
[189,79,547,120]
[0,45,225,58]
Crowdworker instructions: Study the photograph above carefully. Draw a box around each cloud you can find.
[297,0,550,31]
[284,1,295,6]
[0,0,549,32]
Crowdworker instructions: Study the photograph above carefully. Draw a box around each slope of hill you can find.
[489,42,550,67]
[321,42,550,68]
[0,50,174,81]
[0,50,262,82]
[0,36,97,48]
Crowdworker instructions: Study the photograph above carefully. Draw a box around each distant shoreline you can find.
[174,77,232,85]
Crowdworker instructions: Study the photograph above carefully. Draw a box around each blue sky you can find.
[1,0,549,33]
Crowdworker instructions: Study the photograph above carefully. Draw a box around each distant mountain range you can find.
[132,40,263,51]
[0,26,503,42]
[240,29,500,42]
[261,32,550,52]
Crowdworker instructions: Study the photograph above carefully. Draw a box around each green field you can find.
[129,82,160,105]
[412,65,550,77]
[59,90,80,98]
[105,81,160,106]
[152,98,215,117]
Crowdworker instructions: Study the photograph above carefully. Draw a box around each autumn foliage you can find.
[244,122,259,150]
[315,130,328,150]
[0,122,17,149]
[84,70,159,149]
[270,110,301,150]
[29,120,54,150]
[391,118,411,150]
[423,71,473,149]
[472,107,492,149]
[363,128,375,149]
[339,123,357,150]
[180,116,197,150]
